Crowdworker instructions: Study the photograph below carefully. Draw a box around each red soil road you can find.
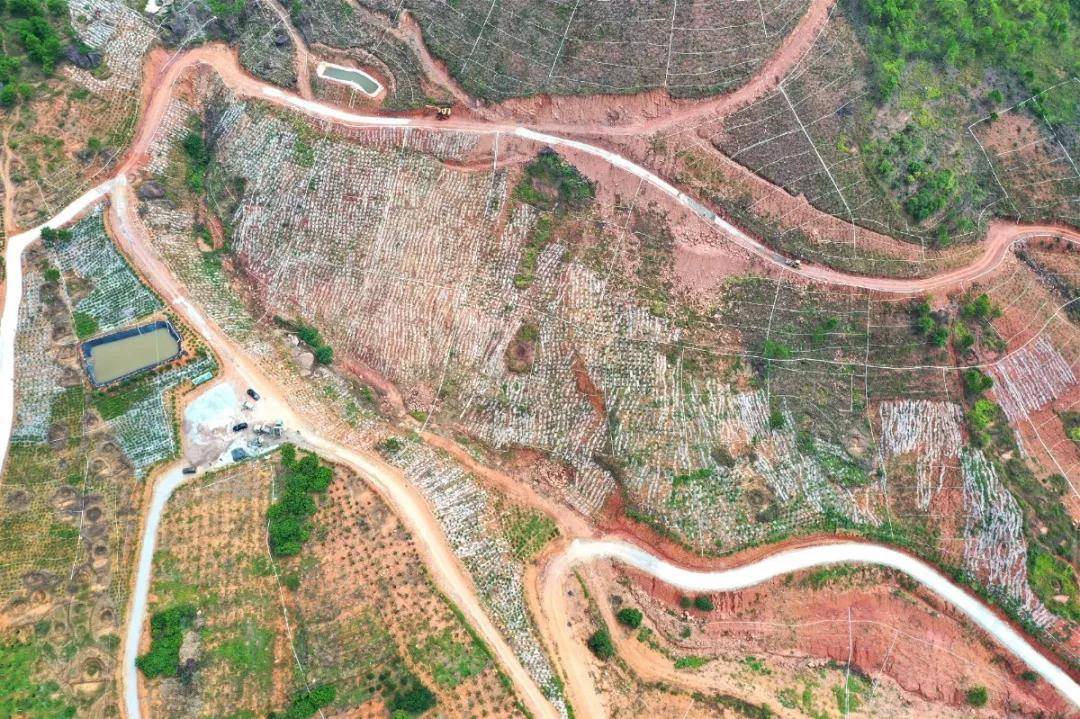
[115,46,1080,300]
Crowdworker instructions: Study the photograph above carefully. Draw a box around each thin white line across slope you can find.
[564,538,1080,707]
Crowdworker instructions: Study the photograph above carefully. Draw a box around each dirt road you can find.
[535,539,1080,715]
[106,179,559,719]
[116,45,1080,297]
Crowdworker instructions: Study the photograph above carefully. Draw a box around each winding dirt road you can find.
[124,45,1080,296]
[0,26,1078,719]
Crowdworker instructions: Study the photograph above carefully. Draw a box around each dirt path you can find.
[106,180,559,719]
[257,0,313,98]
[1,119,17,238]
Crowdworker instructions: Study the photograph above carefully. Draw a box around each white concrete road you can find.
[562,538,1080,707]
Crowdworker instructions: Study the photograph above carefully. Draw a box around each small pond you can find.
[82,320,182,386]
[317,62,382,96]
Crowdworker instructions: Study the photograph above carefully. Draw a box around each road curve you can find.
[0,178,119,474]
[133,46,1079,296]
[105,178,560,719]
[542,539,1080,710]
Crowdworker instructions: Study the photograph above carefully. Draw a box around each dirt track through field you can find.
[1,23,1079,719]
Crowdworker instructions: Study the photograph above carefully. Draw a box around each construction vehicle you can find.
[425,104,452,120]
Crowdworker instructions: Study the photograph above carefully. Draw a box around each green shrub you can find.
[267,451,333,558]
[136,604,196,678]
[965,686,988,707]
[674,655,709,669]
[389,674,437,715]
[615,607,643,629]
[269,683,336,719]
[182,129,210,194]
[693,595,715,612]
[961,294,1002,321]
[963,368,993,395]
[314,344,334,364]
[968,399,999,431]
[586,628,615,660]
[72,311,98,339]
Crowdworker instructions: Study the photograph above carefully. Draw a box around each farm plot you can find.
[49,209,162,336]
[291,456,523,717]
[144,460,290,718]
[0,267,147,719]
[972,79,1080,228]
[356,0,810,101]
[41,206,217,477]
[4,0,152,227]
[708,10,1003,252]
[10,259,74,443]
[145,454,524,718]
[574,561,1057,718]
[141,86,1077,637]
[381,439,568,716]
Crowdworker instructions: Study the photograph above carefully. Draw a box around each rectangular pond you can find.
[317,62,382,96]
[82,320,182,386]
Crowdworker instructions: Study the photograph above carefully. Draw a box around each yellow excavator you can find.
[425,104,452,120]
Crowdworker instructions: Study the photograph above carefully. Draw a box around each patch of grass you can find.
[672,467,715,488]
[92,382,152,420]
[0,640,76,718]
[409,627,489,688]
[214,618,274,677]
[270,684,336,719]
[831,674,869,714]
[674,655,710,670]
[1027,548,1079,621]
[743,655,770,674]
[513,149,594,213]
[513,214,553,289]
[801,564,858,589]
[500,505,558,560]
[71,310,98,339]
[966,685,988,707]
